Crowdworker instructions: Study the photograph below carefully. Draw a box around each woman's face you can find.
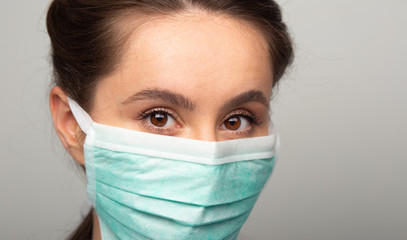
[90,13,273,141]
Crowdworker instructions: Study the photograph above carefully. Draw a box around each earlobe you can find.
[49,86,85,165]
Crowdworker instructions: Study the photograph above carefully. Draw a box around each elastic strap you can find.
[67,97,93,134]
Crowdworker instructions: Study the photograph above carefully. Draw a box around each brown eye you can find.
[224,117,241,130]
[150,112,168,127]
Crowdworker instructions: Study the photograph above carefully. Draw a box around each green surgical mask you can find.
[68,98,279,240]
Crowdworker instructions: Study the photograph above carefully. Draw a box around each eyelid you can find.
[137,107,180,122]
[221,109,261,126]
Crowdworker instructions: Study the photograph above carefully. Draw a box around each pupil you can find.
[229,118,238,126]
[151,113,168,127]
[155,114,164,122]
[226,117,241,130]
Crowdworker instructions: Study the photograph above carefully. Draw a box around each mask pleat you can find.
[92,146,274,206]
[97,204,152,240]
[96,191,251,240]
[95,179,259,226]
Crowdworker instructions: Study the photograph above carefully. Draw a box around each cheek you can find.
[257,120,271,136]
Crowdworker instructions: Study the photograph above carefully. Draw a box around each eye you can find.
[222,116,251,131]
[137,108,181,135]
[148,111,176,128]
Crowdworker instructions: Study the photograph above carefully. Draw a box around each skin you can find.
[50,11,273,239]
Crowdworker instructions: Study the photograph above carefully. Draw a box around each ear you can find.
[49,86,85,165]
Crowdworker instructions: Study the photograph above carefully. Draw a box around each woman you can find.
[47,0,293,239]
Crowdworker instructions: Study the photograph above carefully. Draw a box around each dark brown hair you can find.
[47,0,293,111]
[47,1,293,239]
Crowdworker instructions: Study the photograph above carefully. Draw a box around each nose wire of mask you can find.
[67,97,278,240]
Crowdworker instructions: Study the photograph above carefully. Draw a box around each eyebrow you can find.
[121,88,269,110]
[223,90,269,110]
[121,89,195,110]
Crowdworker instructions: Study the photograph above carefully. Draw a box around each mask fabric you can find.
[68,98,279,240]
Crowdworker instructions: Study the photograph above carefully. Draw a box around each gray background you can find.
[1,0,406,239]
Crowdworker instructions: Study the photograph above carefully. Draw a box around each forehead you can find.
[131,13,269,61]
[97,12,273,105]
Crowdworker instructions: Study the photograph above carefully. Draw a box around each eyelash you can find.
[221,109,262,135]
[136,108,180,133]
[136,108,262,135]
[223,109,261,126]
[137,108,179,120]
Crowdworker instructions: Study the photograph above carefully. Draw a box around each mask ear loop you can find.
[268,120,275,135]
[67,97,93,135]
[268,110,280,159]
[67,97,98,207]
